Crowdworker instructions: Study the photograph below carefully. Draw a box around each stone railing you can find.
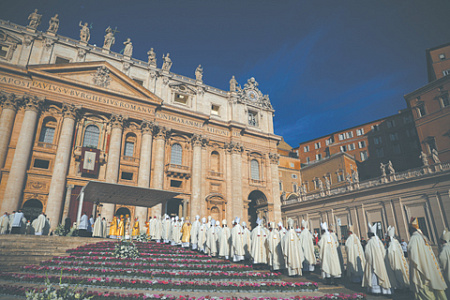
[165,163,191,179]
[283,162,450,206]
[121,155,139,163]
[35,142,57,150]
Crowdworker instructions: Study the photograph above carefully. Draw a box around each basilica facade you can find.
[0,13,282,230]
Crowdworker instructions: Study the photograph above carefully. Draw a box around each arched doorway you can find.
[115,207,131,218]
[21,199,43,222]
[210,206,221,223]
[248,190,267,229]
[166,199,182,218]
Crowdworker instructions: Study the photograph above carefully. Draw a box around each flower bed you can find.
[0,273,318,292]
[22,265,281,281]
[52,255,229,265]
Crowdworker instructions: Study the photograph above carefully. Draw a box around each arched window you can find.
[39,118,56,144]
[211,151,220,172]
[83,125,100,148]
[123,133,136,157]
[250,159,260,180]
[170,143,182,165]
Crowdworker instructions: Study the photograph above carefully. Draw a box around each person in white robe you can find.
[171,216,180,245]
[101,217,107,238]
[78,212,89,237]
[153,215,162,242]
[318,222,342,284]
[207,216,212,228]
[10,210,25,234]
[0,212,9,234]
[8,212,15,233]
[218,219,231,259]
[345,224,365,283]
[408,217,447,300]
[231,217,245,262]
[88,215,94,236]
[32,213,46,235]
[161,215,169,243]
[92,214,103,238]
[242,221,252,260]
[281,218,303,275]
[299,219,316,272]
[362,223,392,295]
[439,229,450,299]
[278,222,287,238]
[206,220,219,256]
[190,215,201,250]
[198,217,208,253]
[267,221,284,271]
[329,224,345,272]
[386,226,409,289]
[251,219,268,266]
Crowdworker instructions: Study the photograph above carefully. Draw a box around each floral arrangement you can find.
[53,223,66,236]
[135,233,149,242]
[113,240,139,259]
[24,276,91,300]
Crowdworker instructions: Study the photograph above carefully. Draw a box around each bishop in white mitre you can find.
[299,219,316,272]
[206,219,219,256]
[242,221,252,260]
[170,217,180,245]
[0,212,9,234]
[362,223,392,295]
[281,218,304,276]
[386,226,409,289]
[218,219,231,259]
[318,222,342,284]
[190,215,201,250]
[92,214,103,238]
[267,221,284,271]
[251,219,268,265]
[408,217,447,300]
[162,215,171,243]
[32,213,46,235]
[345,224,365,283]
[231,217,245,262]
[439,229,450,299]
[152,215,162,242]
[198,217,208,253]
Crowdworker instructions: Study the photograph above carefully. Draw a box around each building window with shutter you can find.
[170,143,182,165]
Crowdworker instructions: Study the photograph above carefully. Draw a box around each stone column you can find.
[151,126,169,216]
[102,114,126,220]
[190,134,204,220]
[1,95,44,213]
[46,103,79,229]
[225,148,233,225]
[269,153,282,222]
[230,142,243,220]
[135,120,155,229]
[62,184,74,221]
[0,92,21,170]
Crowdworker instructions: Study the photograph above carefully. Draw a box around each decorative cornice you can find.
[140,119,156,135]
[61,103,81,120]
[191,134,208,147]
[0,92,21,111]
[225,141,244,153]
[23,94,44,112]
[154,125,171,140]
[109,113,127,129]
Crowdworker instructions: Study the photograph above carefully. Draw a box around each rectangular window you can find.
[124,141,134,157]
[374,136,382,145]
[293,184,298,193]
[346,131,354,139]
[337,173,344,182]
[290,162,295,168]
[211,104,220,115]
[174,93,188,105]
[306,157,310,163]
[338,133,345,141]
[39,127,55,144]
[389,133,399,141]
[356,128,364,136]
[170,180,182,188]
[121,172,133,180]
[248,111,258,126]
[387,120,396,128]
[55,56,70,64]
[33,159,49,169]
[393,144,401,154]
[315,153,322,161]
[303,146,310,152]
[326,137,334,145]
[441,94,450,107]
[443,69,450,76]
[427,137,437,152]
[348,143,355,151]
[358,141,366,148]
[417,104,426,117]
[279,181,283,191]
[315,142,321,149]
[376,148,384,158]
[0,45,9,58]
[360,150,368,161]
[372,125,380,132]
[133,78,144,86]
[340,145,347,152]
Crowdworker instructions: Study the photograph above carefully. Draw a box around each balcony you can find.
[165,163,191,179]
[35,142,57,151]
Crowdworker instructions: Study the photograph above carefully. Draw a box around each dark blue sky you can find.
[1,0,450,146]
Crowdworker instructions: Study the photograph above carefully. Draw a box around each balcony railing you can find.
[121,155,139,163]
[35,142,57,150]
[165,164,191,179]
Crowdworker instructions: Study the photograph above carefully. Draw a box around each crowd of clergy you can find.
[0,210,52,235]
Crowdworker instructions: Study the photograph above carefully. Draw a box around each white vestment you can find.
[0,214,9,234]
[251,225,267,264]
[387,237,409,288]
[162,219,171,242]
[153,218,162,240]
[318,231,342,278]
[198,223,208,252]
[206,225,219,256]
[362,236,392,294]
[439,243,450,290]
[92,217,103,237]
[231,224,245,261]
[345,233,365,282]
[299,228,316,271]
[190,220,200,249]
[78,214,88,230]
[102,219,107,237]
[243,227,252,259]
[218,226,231,258]
[32,214,46,235]
[267,228,284,270]
[171,221,181,245]
[282,228,304,275]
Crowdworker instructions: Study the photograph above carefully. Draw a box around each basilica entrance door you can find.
[21,199,43,222]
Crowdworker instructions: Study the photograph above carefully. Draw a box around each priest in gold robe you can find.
[181,218,192,248]
[109,216,117,238]
[117,215,125,239]
[386,226,409,289]
[132,217,140,238]
[409,217,447,299]
[345,224,365,283]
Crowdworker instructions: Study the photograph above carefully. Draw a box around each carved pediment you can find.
[169,83,197,95]
[0,29,22,45]
[235,77,273,110]
[27,61,162,104]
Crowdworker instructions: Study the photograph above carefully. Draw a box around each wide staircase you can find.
[0,235,108,272]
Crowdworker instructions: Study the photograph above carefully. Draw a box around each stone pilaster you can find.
[151,126,170,216]
[102,114,126,220]
[0,92,21,170]
[269,152,282,222]
[190,134,206,220]
[1,95,44,213]
[228,142,243,220]
[62,184,74,221]
[135,120,155,229]
[46,103,79,229]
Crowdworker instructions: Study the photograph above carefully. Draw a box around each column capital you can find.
[23,94,45,113]
[225,141,243,153]
[140,119,156,135]
[191,134,208,147]
[154,125,171,140]
[269,152,280,164]
[62,103,81,120]
[109,113,127,129]
[0,92,21,111]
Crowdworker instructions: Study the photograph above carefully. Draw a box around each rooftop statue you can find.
[195,65,203,82]
[27,9,42,29]
[432,149,441,164]
[147,48,157,67]
[229,76,238,92]
[420,151,429,166]
[47,14,59,34]
[123,38,133,57]
[388,160,395,175]
[380,163,386,177]
[162,53,172,72]
[79,21,90,43]
[103,26,116,50]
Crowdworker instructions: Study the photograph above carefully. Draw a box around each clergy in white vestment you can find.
[299,220,316,272]
[231,217,245,262]
[8,212,15,233]
[32,213,46,235]
[198,217,208,253]
[439,229,450,299]
[148,216,155,238]
[88,215,94,236]
[162,215,171,243]
[318,222,342,284]
[101,217,107,238]
[266,221,284,271]
[153,216,162,242]
[278,222,287,238]
[330,224,345,272]
[218,219,231,259]
[386,226,409,289]
[242,221,252,260]
[206,220,219,256]
[78,212,89,237]
[281,218,304,276]
[207,216,212,228]
[408,217,447,300]
[171,216,181,245]
[92,214,103,238]
[345,224,365,283]
[0,212,9,234]
[362,223,392,295]
[190,215,201,250]
[10,210,24,234]
[251,219,268,265]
